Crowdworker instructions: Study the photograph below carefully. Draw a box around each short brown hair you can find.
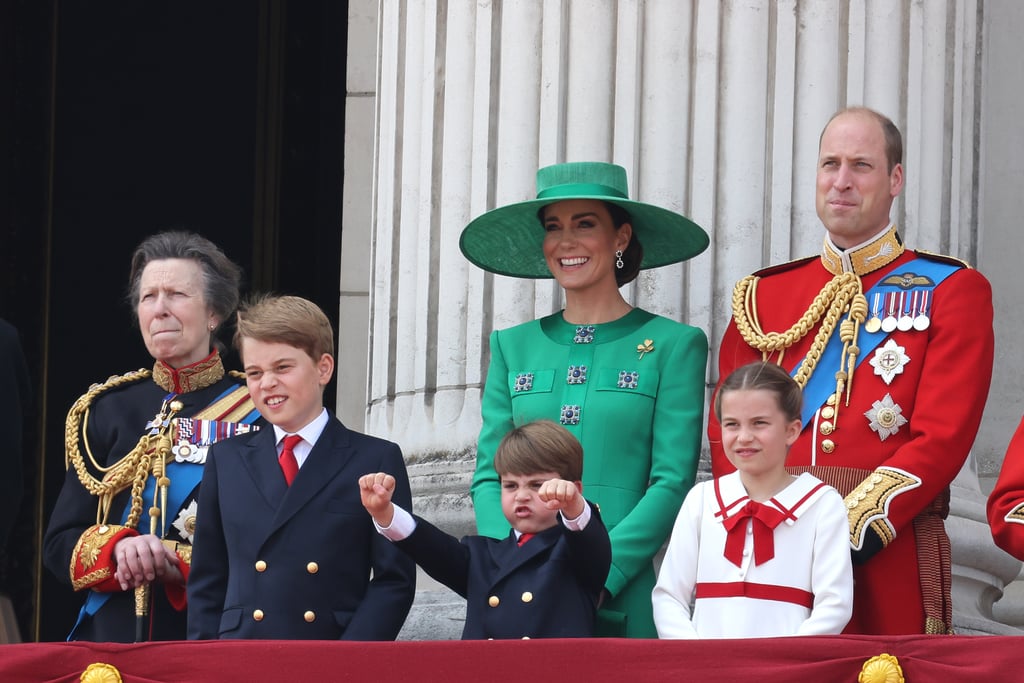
[494,420,583,481]
[714,361,802,424]
[234,294,334,361]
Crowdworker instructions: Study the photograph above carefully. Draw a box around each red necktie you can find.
[721,500,786,567]
[517,533,534,547]
[279,434,302,485]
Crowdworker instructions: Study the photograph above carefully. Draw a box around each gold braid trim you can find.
[1005,501,1024,525]
[731,271,867,411]
[845,468,922,550]
[64,370,181,529]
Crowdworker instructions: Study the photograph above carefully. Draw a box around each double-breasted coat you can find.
[396,505,611,639]
[187,416,416,640]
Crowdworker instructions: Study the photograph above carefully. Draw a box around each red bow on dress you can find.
[721,500,787,567]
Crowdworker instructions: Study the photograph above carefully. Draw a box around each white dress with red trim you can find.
[653,471,853,638]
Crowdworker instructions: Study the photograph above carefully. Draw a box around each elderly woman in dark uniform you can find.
[43,232,260,642]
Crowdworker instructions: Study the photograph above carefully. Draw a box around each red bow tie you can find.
[721,500,787,567]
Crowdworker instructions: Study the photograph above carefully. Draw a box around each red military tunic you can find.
[710,226,994,634]
[987,418,1024,560]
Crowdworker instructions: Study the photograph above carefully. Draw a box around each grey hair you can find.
[126,230,243,331]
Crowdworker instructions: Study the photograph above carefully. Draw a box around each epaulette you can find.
[914,249,972,270]
[89,368,150,393]
[751,254,818,278]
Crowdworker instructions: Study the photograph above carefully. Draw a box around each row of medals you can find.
[864,290,930,334]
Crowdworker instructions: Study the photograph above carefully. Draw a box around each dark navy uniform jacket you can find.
[397,504,611,639]
[187,416,415,640]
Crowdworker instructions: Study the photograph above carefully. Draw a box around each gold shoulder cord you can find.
[732,271,868,413]
[64,370,182,530]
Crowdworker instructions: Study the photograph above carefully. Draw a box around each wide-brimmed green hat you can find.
[459,161,709,278]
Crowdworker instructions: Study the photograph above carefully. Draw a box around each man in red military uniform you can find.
[987,419,1024,560]
[710,107,994,634]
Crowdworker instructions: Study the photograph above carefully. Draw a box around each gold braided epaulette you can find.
[845,468,922,550]
[749,254,818,278]
[914,249,972,270]
[64,369,151,471]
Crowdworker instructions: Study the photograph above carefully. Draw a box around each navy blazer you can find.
[397,504,611,639]
[187,416,416,640]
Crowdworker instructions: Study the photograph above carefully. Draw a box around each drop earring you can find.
[615,250,624,269]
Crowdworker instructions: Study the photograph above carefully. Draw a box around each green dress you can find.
[471,308,707,637]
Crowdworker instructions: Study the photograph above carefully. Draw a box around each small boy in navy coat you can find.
[360,419,611,639]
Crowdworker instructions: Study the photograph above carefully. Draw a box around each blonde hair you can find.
[234,294,334,361]
[494,420,583,481]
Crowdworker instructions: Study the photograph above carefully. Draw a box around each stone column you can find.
[359,0,1018,638]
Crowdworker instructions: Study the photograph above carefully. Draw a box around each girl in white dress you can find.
[653,362,853,638]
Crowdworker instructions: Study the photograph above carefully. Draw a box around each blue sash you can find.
[794,257,961,427]
[69,384,259,639]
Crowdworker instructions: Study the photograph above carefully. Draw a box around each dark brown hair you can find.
[604,202,643,287]
[494,419,583,481]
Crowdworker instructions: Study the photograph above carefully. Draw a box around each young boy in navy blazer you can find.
[188,295,415,639]
[360,419,610,639]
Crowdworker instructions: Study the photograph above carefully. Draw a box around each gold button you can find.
[819,421,834,436]
[821,406,835,419]
[826,394,837,406]
[255,560,267,572]
[521,592,533,603]
[304,611,316,623]
[253,610,264,621]
[306,562,319,574]
[98,525,109,534]
[821,439,835,454]
[488,596,499,607]
[522,636,530,640]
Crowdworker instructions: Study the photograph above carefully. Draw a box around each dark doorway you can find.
[1,0,348,641]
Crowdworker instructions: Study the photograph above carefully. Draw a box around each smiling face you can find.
[500,470,562,535]
[720,388,802,491]
[541,199,632,293]
[137,258,216,368]
[242,338,334,434]
[815,111,904,248]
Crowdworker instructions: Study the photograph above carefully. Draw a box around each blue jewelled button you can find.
[514,372,534,392]
[617,370,639,389]
[573,325,596,344]
[560,404,581,425]
[566,365,588,385]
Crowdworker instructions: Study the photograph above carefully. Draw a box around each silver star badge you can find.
[864,393,907,441]
[172,500,199,543]
[869,339,910,385]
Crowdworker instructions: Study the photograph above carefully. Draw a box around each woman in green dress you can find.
[460,161,710,637]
